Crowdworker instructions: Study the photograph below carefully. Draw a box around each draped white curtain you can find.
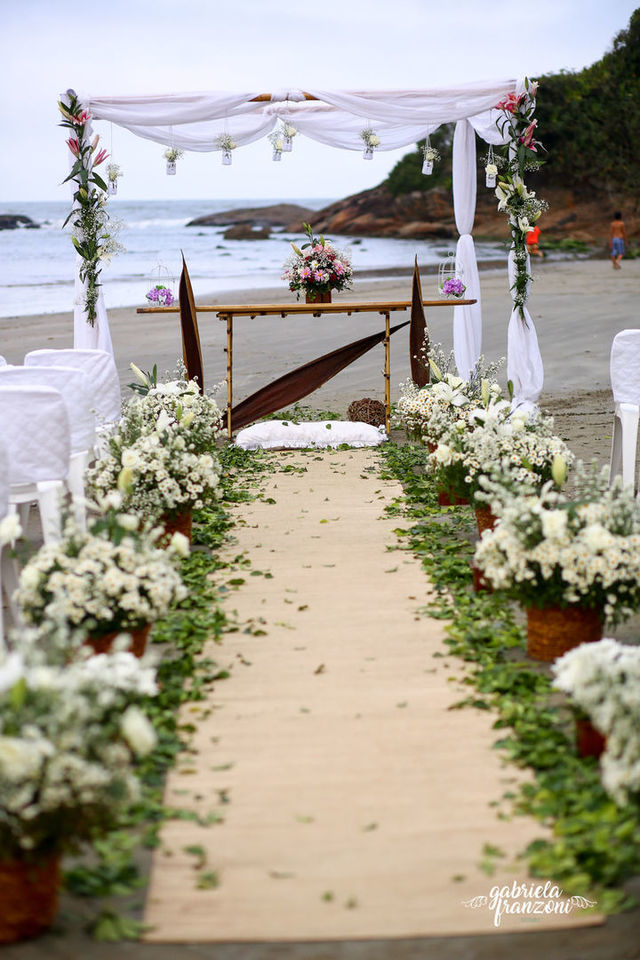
[68,79,542,390]
[507,250,544,408]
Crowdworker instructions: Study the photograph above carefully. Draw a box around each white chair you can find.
[0,386,70,544]
[24,348,122,429]
[610,329,640,489]
[0,366,96,529]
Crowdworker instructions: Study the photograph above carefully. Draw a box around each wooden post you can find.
[225,314,233,439]
[384,311,391,436]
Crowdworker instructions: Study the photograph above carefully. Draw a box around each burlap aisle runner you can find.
[143,449,601,942]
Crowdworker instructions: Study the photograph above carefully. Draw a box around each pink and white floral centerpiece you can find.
[282,223,353,302]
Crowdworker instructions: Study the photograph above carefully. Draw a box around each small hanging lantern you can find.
[360,128,380,160]
[422,137,440,176]
[438,252,466,300]
[485,145,498,188]
[215,133,237,166]
[144,263,177,308]
[282,123,297,153]
[163,147,183,175]
[105,162,122,195]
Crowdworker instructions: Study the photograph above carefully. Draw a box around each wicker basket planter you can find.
[347,398,385,427]
[160,508,193,544]
[0,855,60,943]
[475,506,497,535]
[575,717,606,759]
[526,606,603,662]
[86,623,151,658]
[438,487,469,507]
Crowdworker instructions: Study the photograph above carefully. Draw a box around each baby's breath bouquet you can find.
[0,639,157,861]
[15,511,187,638]
[427,400,573,506]
[474,467,640,623]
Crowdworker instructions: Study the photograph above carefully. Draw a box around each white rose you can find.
[169,532,190,558]
[116,514,139,531]
[434,444,453,465]
[0,736,47,781]
[485,163,498,176]
[120,706,157,757]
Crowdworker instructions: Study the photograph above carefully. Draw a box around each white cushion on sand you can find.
[235,420,387,450]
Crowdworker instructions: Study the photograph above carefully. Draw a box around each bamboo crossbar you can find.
[136,299,477,317]
[249,93,317,102]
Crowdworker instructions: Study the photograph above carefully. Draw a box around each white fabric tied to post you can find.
[452,119,481,381]
[61,92,115,357]
[269,90,306,103]
[506,249,543,407]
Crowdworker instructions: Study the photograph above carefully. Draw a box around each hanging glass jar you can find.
[360,128,379,160]
[282,124,296,153]
[105,162,122,195]
[422,136,440,176]
[485,145,497,188]
[222,148,233,166]
[163,148,183,175]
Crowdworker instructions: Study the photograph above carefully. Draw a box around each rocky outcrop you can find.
[187,203,313,228]
[0,214,39,230]
[223,224,271,240]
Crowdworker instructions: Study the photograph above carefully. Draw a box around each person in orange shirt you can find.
[609,211,628,270]
[526,224,543,258]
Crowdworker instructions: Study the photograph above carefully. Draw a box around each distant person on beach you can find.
[526,224,543,258]
[609,211,628,269]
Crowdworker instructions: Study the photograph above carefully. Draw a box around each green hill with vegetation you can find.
[385,9,640,205]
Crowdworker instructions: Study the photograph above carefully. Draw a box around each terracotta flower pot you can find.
[160,508,193,544]
[575,717,606,759]
[526,606,603,662]
[305,290,332,304]
[0,855,60,943]
[475,506,497,535]
[85,622,151,658]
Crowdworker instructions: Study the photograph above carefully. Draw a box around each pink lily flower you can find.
[91,135,100,152]
[66,137,80,157]
[93,149,109,166]
[72,110,91,126]
[519,119,538,150]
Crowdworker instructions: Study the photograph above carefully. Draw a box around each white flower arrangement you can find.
[88,428,221,522]
[360,128,380,149]
[215,133,237,152]
[474,466,640,623]
[423,145,441,163]
[163,147,183,163]
[15,513,187,637]
[395,348,504,445]
[105,162,123,184]
[552,639,640,805]
[426,402,574,505]
[127,366,223,455]
[0,641,157,858]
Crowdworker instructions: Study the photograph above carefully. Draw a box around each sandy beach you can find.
[1,257,635,414]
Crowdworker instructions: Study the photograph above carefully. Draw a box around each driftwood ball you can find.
[347,398,386,427]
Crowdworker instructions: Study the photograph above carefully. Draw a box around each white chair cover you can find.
[610,330,640,404]
[0,386,70,485]
[24,348,122,425]
[0,366,95,454]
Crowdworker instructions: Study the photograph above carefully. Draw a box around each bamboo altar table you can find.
[137,300,476,438]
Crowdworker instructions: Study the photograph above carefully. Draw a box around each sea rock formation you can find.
[0,214,40,230]
[187,204,312,229]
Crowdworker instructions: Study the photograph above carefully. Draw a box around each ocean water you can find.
[0,198,506,319]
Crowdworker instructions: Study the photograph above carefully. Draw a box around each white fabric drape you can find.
[66,79,545,392]
[506,250,543,407]
[452,120,481,381]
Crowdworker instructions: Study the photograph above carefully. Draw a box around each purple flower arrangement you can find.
[145,285,175,307]
[441,277,466,299]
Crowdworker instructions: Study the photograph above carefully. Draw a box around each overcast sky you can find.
[1,0,637,204]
